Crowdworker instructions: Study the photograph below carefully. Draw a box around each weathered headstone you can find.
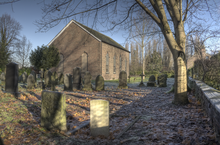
[51,74,56,91]
[18,75,23,83]
[72,67,81,90]
[40,68,44,81]
[82,71,93,91]
[147,75,156,87]
[64,74,72,91]
[138,73,145,87]
[90,99,109,137]
[118,71,128,89]
[95,75,104,91]
[27,74,35,89]
[45,71,52,87]
[0,72,5,81]
[31,70,36,83]
[22,72,27,83]
[41,91,67,131]
[4,62,20,98]
[52,72,58,85]
[158,74,167,87]
[59,73,64,84]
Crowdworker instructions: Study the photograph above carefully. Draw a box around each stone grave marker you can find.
[22,72,27,83]
[64,74,72,91]
[45,71,52,87]
[118,71,128,89]
[40,68,44,81]
[52,72,58,85]
[51,73,56,91]
[59,73,64,84]
[0,72,5,81]
[41,91,67,131]
[27,74,35,89]
[72,67,81,90]
[4,62,20,98]
[147,75,156,87]
[138,73,145,87]
[158,74,167,87]
[95,75,104,91]
[31,70,36,83]
[90,99,109,137]
[82,71,93,91]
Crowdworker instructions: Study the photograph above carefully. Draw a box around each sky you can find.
[0,0,127,52]
[1,0,220,67]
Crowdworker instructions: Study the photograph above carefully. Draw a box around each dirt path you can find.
[0,79,218,145]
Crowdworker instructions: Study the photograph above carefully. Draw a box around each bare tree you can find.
[0,13,22,71]
[13,35,32,68]
[3,0,220,104]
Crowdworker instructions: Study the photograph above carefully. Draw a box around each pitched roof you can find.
[48,20,130,53]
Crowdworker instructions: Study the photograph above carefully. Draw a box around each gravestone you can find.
[27,74,35,89]
[45,71,52,87]
[59,73,64,84]
[64,74,72,91]
[52,72,59,85]
[44,70,48,83]
[138,73,145,87]
[118,71,128,89]
[4,62,20,98]
[31,70,36,83]
[18,75,23,83]
[51,73,56,91]
[90,99,109,137]
[41,91,67,131]
[158,74,167,87]
[82,71,93,91]
[0,72,5,81]
[95,75,104,91]
[72,67,81,90]
[22,72,27,83]
[147,75,156,87]
[40,68,44,81]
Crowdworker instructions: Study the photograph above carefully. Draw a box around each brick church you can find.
[48,20,130,80]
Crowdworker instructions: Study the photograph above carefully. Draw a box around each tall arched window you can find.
[125,58,127,72]
[113,55,116,73]
[106,53,109,73]
[58,53,64,73]
[119,56,122,72]
[82,52,88,72]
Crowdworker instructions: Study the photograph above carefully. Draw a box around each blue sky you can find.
[1,0,220,67]
[0,0,127,53]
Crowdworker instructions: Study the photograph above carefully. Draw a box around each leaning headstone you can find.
[4,62,20,98]
[95,75,104,91]
[118,71,128,89]
[158,74,167,87]
[45,71,52,87]
[82,71,93,91]
[64,74,72,91]
[59,73,64,84]
[22,72,27,83]
[41,91,67,131]
[90,99,109,137]
[72,67,81,90]
[27,74,35,89]
[147,75,156,87]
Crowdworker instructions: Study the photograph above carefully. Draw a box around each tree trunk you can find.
[173,54,189,105]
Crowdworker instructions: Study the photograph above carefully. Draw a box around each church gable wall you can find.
[49,22,101,80]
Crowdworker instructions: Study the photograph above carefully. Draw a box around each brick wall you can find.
[49,22,101,80]
[102,43,130,80]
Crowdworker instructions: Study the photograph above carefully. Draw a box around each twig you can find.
[116,115,141,139]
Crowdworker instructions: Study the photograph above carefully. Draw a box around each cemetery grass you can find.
[0,81,219,145]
